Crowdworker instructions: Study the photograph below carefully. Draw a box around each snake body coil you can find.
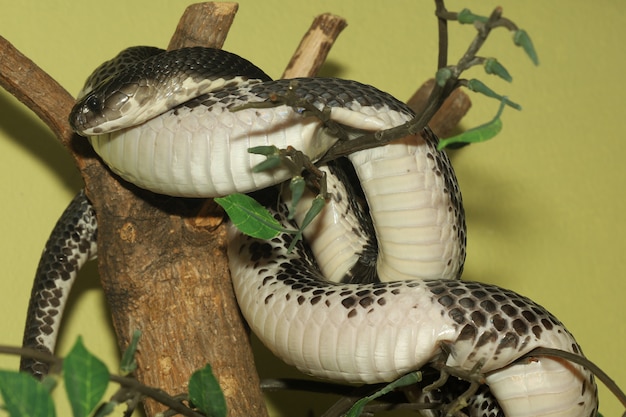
[21,47,598,416]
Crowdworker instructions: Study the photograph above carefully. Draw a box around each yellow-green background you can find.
[0,1,624,416]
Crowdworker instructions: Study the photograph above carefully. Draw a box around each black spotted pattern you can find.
[424,279,580,360]
[240,207,573,362]
[468,385,506,417]
[234,205,597,415]
[20,191,97,378]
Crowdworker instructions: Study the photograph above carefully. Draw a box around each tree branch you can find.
[282,13,347,79]
[1,3,268,416]
[0,37,73,145]
[0,36,95,168]
[82,4,273,416]
[168,2,240,51]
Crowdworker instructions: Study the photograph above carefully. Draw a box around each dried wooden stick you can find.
[282,13,347,79]
[168,2,239,50]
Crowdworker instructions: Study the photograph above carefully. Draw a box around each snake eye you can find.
[85,94,100,112]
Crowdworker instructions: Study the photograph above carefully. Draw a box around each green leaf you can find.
[457,8,488,24]
[288,176,306,220]
[286,195,326,253]
[252,155,282,173]
[247,145,279,156]
[513,29,539,66]
[214,194,282,239]
[466,79,521,110]
[298,195,326,231]
[0,370,55,417]
[119,330,141,375]
[63,337,109,417]
[346,372,422,417]
[188,364,227,417]
[484,58,512,82]
[248,146,285,173]
[437,99,506,150]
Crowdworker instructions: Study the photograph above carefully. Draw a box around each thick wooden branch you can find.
[0,36,94,166]
[84,4,270,417]
[168,2,239,50]
[0,37,73,144]
[0,3,266,417]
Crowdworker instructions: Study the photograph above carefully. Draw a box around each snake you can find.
[20,46,598,416]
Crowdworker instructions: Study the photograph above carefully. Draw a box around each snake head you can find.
[69,91,107,135]
[70,78,144,136]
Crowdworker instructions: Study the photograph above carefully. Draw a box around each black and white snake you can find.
[21,46,598,416]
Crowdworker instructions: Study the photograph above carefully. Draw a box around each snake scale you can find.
[20,46,598,416]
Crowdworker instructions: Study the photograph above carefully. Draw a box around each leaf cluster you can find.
[0,336,226,417]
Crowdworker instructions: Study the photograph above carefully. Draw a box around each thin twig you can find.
[109,375,205,417]
[260,378,356,395]
[434,0,449,69]
[524,347,626,410]
[321,5,514,161]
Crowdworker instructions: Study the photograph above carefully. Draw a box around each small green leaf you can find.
[513,29,539,66]
[285,194,327,253]
[299,195,326,231]
[119,330,141,375]
[188,364,227,417]
[0,370,56,417]
[466,79,521,110]
[484,58,512,82]
[63,337,109,417]
[288,176,306,220]
[248,146,285,173]
[252,155,282,173]
[346,372,422,417]
[248,145,279,156]
[457,8,488,24]
[435,67,453,87]
[214,194,282,239]
[437,99,507,150]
